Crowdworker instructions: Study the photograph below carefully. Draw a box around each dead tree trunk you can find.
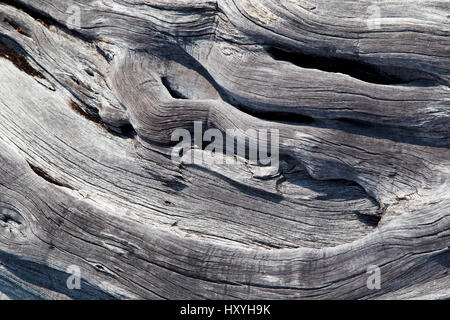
[0,0,448,299]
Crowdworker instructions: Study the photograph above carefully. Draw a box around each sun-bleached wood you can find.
[0,0,448,299]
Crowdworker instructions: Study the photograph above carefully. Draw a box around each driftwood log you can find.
[0,0,448,299]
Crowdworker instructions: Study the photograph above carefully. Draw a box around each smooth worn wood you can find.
[0,0,448,299]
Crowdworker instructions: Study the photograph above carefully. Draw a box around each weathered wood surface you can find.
[0,0,448,299]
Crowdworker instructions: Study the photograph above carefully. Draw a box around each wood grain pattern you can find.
[0,0,448,299]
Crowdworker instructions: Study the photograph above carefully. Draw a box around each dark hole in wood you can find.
[118,123,137,138]
[161,77,189,99]
[235,102,315,125]
[266,46,405,85]
[356,212,381,227]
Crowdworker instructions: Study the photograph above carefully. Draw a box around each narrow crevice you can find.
[324,118,450,149]
[277,155,382,226]
[69,100,137,139]
[27,161,74,190]
[96,46,109,62]
[336,117,375,129]
[163,48,316,125]
[162,178,187,192]
[235,102,315,125]
[0,37,45,78]
[4,18,31,37]
[253,240,285,249]
[266,46,410,85]
[70,75,93,92]
[68,100,107,129]
[166,46,445,149]
[163,49,317,125]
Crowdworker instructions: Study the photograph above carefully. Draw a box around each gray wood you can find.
[0,0,448,299]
